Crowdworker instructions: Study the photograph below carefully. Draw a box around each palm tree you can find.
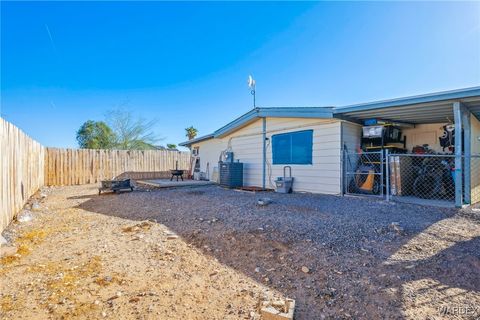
[185,126,198,140]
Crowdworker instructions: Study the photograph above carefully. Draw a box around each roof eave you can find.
[178,134,214,147]
[334,86,480,114]
[213,107,334,138]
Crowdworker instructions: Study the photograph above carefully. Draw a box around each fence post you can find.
[341,149,345,196]
[385,149,390,201]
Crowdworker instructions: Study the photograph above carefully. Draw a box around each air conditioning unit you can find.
[219,161,243,188]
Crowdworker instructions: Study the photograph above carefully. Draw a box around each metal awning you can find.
[334,87,480,124]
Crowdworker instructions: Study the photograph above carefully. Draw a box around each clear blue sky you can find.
[1,1,479,148]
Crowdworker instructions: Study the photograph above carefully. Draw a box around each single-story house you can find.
[180,87,480,207]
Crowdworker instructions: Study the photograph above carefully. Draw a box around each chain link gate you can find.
[343,150,384,198]
[343,150,480,206]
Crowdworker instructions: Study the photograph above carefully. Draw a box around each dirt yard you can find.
[1,184,479,320]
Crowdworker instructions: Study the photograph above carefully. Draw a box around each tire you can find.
[413,174,442,199]
[372,176,381,195]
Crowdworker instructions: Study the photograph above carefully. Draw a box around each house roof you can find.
[178,134,214,146]
[179,86,480,146]
[214,107,334,138]
[179,107,333,146]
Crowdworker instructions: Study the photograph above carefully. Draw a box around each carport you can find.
[335,87,480,207]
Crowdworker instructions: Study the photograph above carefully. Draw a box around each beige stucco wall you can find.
[471,115,480,204]
[192,117,344,194]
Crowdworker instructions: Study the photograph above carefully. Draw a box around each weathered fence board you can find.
[1,118,45,232]
[44,148,190,186]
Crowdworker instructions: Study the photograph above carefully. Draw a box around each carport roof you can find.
[334,86,480,124]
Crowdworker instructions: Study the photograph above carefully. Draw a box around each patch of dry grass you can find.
[24,255,105,318]
[1,295,19,312]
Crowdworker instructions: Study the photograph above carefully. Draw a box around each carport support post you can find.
[262,117,267,190]
[453,102,463,207]
[462,109,471,205]
[385,149,390,201]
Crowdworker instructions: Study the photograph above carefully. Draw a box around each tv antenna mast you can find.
[247,75,256,108]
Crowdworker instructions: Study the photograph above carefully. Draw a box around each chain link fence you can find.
[388,154,456,203]
[343,151,384,197]
[343,150,480,206]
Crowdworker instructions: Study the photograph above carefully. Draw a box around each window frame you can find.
[271,129,313,165]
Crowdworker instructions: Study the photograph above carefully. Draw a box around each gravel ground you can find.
[1,184,479,319]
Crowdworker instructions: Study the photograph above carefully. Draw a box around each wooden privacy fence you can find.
[1,117,192,231]
[1,118,45,232]
[44,148,191,186]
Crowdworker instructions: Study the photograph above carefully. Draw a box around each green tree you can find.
[106,109,161,150]
[76,120,116,149]
[166,143,177,149]
[185,126,198,140]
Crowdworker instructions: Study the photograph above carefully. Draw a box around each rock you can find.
[260,298,295,320]
[107,291,122,301]
[166,233,179,240]
[257,198,272,206]
[389,222,404,235]
[17,210,33,222]
[31,202,41,211]
[255,267,260,273]
[0,235,8,246]
[301,266,310,274]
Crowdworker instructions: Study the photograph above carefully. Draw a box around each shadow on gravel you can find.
[74,185,479,319]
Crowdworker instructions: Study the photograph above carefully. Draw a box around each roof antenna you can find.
[247,75,256,109]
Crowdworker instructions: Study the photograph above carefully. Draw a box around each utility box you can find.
[275,166,294,193]
[219,161,243,188]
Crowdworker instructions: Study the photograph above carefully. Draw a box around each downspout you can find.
[262,117,267,190]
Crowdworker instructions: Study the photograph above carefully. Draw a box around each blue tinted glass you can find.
[272,130,312,165]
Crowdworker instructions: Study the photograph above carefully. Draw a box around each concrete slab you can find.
[391,196,455,208]
[138,179,214,188]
